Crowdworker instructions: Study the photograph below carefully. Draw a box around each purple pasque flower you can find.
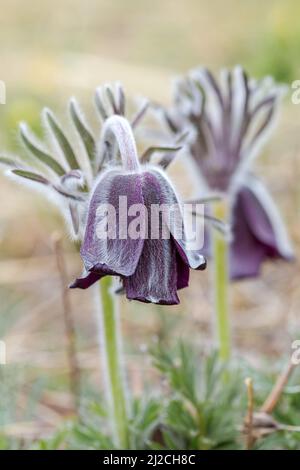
[1,82,203,304]
[71,115,206,304]
[162,66,294,279]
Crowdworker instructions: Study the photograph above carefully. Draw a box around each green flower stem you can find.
[212,200,231,361]
[96,276,129,448]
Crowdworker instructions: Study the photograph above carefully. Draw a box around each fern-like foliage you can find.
[151,342,242,449]
[19,343,300,450]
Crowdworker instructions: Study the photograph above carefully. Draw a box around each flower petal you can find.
[243,175,294,258]
[230,178,293,279]
[69,271,103,289]
[173,237,207,271]
[124,238,179,305]
[124,170,180,304]
[147,168,207,270]
[81,170,145,276]
[176,250,190,289]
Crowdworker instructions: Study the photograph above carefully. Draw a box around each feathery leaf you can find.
[69,99,96,163]
[11,169,49,185]
[0,156,18,168]
[141,146,182,164]
[95,89,109,121]
[20,123,65,176]
[44,108,79,170]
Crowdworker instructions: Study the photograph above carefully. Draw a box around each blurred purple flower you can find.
[163,66,294,279]
[71,115,206,304]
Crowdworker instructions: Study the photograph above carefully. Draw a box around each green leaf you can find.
[71,424,115,450]
[95,88,109,120]
[69,99,96,163]
[0,156,17,168]
[141,146,182,164]
[129,397,162,449]
[153,341,198,405]
[11,169,49,185]
[44,108,79,170]
[105,85,119,114]
[117,83,125,115]
[20,123,65,176]
[131,100,149,128]
[158,131,189,169]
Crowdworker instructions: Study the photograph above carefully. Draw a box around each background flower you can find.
[162,67,294,278]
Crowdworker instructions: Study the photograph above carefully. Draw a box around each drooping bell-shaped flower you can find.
[71,115,206,304]
[162,66,294,279]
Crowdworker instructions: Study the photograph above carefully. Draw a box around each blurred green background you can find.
[1,0,300,146]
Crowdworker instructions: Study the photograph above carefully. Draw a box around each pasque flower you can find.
[0,81,206,305]
[71,115,206,304]
[1,85,181,446]
[162,66,294,279]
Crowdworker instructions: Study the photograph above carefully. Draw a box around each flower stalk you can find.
[53,233,81,412]
[212,199,231,360]
[96,276,129,449]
